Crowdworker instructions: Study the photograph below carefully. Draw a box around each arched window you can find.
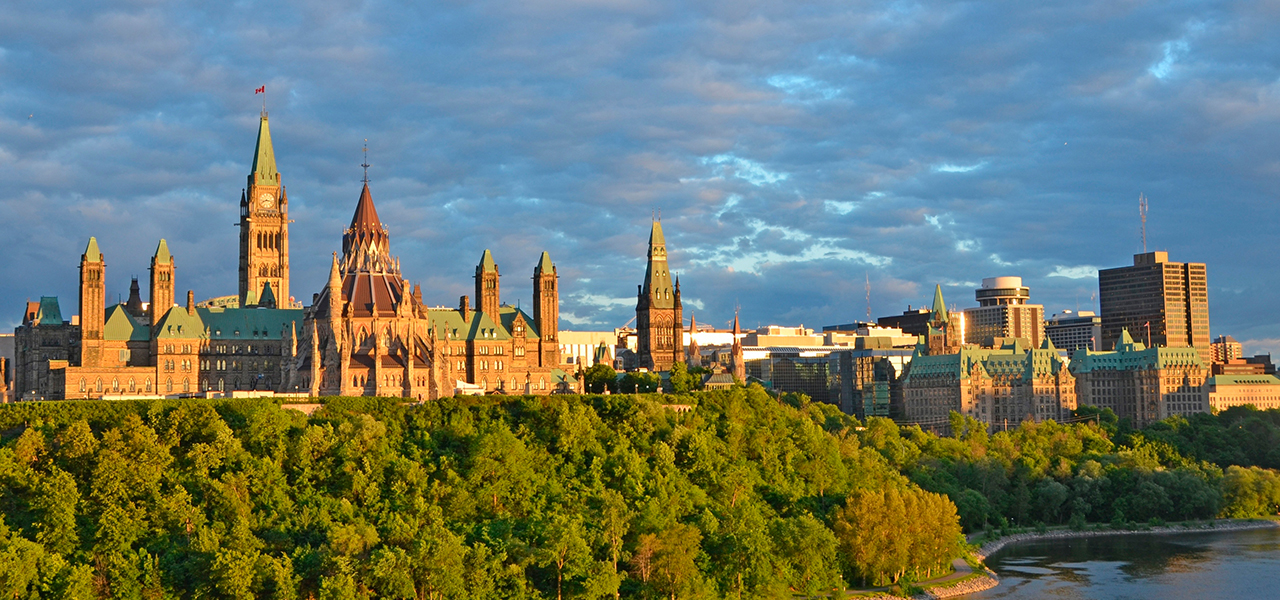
[79,379,87,393]
[183,378,190,393]
[145,379,152,393]
[96,378,103,393]
[166,379,173,393]
[112,378,119,392]
[128,378,136,392]
[218,379,225,391]
[353,375,359,387]
[540,377,546,390]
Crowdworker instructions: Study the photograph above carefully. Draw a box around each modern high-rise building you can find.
[1045,310,1101,353]
[961,277,1044,348]
[1098,251,1210,364]
[1211,335,1243,363]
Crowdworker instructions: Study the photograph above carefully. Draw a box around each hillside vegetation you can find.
[0,388,1277,599]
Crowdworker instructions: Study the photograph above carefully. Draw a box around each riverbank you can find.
[972,517,1280,560]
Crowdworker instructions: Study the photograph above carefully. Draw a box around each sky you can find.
[2,0,1278,354]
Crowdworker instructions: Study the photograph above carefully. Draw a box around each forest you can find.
[0,384,1278,599]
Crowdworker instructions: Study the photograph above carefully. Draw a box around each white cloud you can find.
[933,162,987,173]
[767,74,842,101]
[702,154,789,186]
[825,200,857,214]
[1047,265,1099,279]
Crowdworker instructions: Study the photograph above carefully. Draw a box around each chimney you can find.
[460,295,471,322]
[187,290,195,315]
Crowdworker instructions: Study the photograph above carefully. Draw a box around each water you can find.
[964,527,1280,599]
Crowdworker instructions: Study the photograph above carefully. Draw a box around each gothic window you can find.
[219,379,225,391]
[79,379,86,393]
[112,378,119,392]
[540,377,546,390]
[145,379,151,393]
[166,379,173,393]
[128,379,135,392]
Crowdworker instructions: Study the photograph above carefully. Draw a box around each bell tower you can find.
[238,111,290,307]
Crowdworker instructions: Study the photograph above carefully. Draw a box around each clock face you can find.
[258,192,275,209]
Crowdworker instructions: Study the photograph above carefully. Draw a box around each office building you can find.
[962,277,1044,348]
[1205,375,1280,411]
[1098,251,1210,364]
[1070,329,1208,428]
[1045,310,1101,353]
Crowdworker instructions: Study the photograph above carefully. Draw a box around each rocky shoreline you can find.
[973,518,1280,560]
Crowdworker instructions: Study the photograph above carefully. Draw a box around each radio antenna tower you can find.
[1139,193,1148,253]
[865,273,872,321]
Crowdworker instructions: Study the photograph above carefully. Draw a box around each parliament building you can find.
[13,112,568,400]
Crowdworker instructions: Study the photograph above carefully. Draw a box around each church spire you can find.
[930,284,949,325]
[250,114,278,186]
[642,220,674,308]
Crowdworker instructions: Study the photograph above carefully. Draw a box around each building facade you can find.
[1205,375,1280,411]
[1070,329,1208,428]
[900,338,1076,429]
[1045,310,1101,353]
[1099,251,1210,363]
[15,111,568,401]
[962,277,1044,348]
[634,220,683,372]
[291,182,567,398]
[1211,335,1244,364]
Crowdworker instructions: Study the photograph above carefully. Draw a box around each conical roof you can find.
[349,183,381,229]
[259,281,277,308]
[931,284,949,324]
[648,220,666,249]
[537,251,554,274]
[251,115,278,185]
[154,239,171,264]
[83,237,102,262]
[479,249,498,273]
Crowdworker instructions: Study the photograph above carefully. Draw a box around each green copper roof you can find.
[37,296,64,326]
[83,237,102,262]
[643,221,674,308]
[259,281,277,308]
[1209,374,1280,387]
[537,251,554,274]
[1115,328,1145,351]
[425,305,540,342]
[251,115,278,186]
[1068,340,1203,374]
[153,239,171,264]
[104,304,150,341]
[153,305,304,340]
[903,343,1069,384]
[931,284,948,324]
[478,249,498,273]
[649,220,666,249]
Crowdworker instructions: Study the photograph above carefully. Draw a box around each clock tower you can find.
[238,111,290,307]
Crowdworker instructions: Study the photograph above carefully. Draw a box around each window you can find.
[79,379,86,393]
[166,379,173,393]
[183,379,189,393]
[96,378,103,393]
[145,379,152,393]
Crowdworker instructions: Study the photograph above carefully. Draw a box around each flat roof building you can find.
[1099,251,1210,364]
[962,277,1044,348]
[1046,310,1101,353]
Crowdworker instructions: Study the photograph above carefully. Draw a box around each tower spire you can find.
[361,140,370,185]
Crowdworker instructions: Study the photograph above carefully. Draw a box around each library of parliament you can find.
[12,112,572,400]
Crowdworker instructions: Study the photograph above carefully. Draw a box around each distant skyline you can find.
[2,1,1278,355]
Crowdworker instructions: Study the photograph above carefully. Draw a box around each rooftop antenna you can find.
[865,272,872,321]
[1139,193,1148,253]
[361,140,371,184]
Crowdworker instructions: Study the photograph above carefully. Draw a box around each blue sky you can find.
[2,0,1278,354]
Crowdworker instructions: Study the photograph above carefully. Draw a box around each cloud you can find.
[0,0,1274,340]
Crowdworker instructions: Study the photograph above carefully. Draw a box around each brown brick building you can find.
[14,111,567,400]
[634,220,683,372]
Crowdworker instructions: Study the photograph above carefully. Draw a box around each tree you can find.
[539,513,591,600]
[653,523,702,600]
[584,364,618,394]
[668,362,694,394]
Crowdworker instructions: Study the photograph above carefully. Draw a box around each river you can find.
[963,527,1280,599]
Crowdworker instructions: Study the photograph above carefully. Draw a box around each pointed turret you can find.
[150,239,174,327]
[534,251,559,366]
[251,114,278,186]
[259,281,277,309]
[930,284,949,325]
[326,252,343,319]
[341,183,392,271]
[642,221,674,309]
[350,183,381,230]
[475,249,501,319]
[731,312,745,382]
[84,237,102,263]
[126,278,144,317]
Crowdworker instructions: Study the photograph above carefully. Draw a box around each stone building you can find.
[900,338,1076,429]
[291,182,567,398]
[1205,374,1280,411]
[1070,329,1208,428]
[634,220,683,372]
[14,110,567,400]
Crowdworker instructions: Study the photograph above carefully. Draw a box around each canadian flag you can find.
[255,86,265,94]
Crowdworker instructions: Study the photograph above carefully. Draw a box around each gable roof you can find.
[104,304,150,341]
